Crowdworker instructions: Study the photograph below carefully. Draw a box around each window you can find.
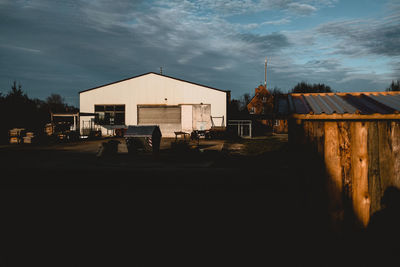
[94,105,125,125]
[262,96,267,103]
[274,120,280,126]
[249,107,255,114]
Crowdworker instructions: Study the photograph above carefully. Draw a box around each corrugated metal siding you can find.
[288,93,400,115]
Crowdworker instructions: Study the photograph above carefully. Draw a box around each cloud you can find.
[262,18,291,25]
[316,15,400,57]
[156,0,327,17]
[287,3,316,15]
[238,32,291,52]
[0,0,394,105]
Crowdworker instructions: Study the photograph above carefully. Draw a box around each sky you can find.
[1,0,399,107]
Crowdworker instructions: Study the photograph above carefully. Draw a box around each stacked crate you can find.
[23,132,36,144]
[9,128,25,144]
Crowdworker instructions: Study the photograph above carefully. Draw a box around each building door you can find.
[137,106,181,137]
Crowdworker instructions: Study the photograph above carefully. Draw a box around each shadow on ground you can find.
[0,135,381,266]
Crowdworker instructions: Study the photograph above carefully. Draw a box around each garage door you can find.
[138,106,181,124]
[137,106,181,136]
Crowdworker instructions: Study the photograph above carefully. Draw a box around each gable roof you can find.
[79,72,229,94]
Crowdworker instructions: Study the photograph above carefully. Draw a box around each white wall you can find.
[181,105,193,133]
[79,73,228,137]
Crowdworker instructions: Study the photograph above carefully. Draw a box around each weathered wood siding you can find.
[289,119,400,229]
[273,119,288,134]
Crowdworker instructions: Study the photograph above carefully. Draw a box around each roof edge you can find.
[292,113,400,120]
[291,91,400,97]
[79,72,230,94]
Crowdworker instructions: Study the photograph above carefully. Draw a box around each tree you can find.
[46,94,64,105]
[270,87,284,97]
[386,80,400,92]
[291,82,332,93]
[46,94,66,113]
[227,93,254,119]
[240,93,252,110]
[8,81,25,98]
[0,82,78,143]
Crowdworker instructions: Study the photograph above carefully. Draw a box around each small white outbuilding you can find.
[79,72,230,137]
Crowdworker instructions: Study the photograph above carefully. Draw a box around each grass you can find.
[231,134,288,155]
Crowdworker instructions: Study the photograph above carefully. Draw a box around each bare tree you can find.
[291,82,332,93]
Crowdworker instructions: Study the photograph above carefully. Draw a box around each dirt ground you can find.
[0,134,371,266]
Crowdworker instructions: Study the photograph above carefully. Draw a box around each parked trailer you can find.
[191,115,226,139]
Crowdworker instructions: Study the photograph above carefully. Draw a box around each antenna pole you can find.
[160,67,163,75]
[264,57,267,88]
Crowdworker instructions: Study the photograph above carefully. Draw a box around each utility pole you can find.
[160,67,163,75]
[264,57,268,89]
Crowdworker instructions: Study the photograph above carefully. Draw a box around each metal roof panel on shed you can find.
[124,125,162,138]
[370,94,400,112]
[292,95,312,114]
[289,91,400,119]
[321,95,344,113]
[277,98,289,114]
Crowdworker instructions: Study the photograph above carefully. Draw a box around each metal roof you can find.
[288,92,400,117]
[273,96,290,116]
[79,72,229,94]
[124,125,162,138]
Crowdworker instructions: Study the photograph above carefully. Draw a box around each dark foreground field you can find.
[0,135,385,266]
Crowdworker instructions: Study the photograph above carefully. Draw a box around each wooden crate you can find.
[9,128,25,137]
[26,132,35,138]
[9,137,20,144]
[23,136,34,144]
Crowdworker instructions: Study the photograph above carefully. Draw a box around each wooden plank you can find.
[317,121,324,156]
[324,121,343,229]
[351,122,370,228]
[338,121,352,226]
[368,121,382,216]
[390,121,400,188]
[378,122,394,191]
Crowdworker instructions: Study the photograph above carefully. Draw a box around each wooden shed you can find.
[287,91,400,230]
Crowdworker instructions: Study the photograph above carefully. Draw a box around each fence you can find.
[80,120,102,136]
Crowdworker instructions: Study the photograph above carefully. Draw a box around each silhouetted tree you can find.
[240,93,252,110]
[386,80,400,92]
[46,94,64,105]
[228,93,253,119]
[270,87,284,97]
[8,81,25,98]
[46,93,66,113]
[0,81,78,143]
[228,99,241,119]
[291,82,332,93]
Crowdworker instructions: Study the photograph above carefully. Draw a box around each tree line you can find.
[0,81,77,143]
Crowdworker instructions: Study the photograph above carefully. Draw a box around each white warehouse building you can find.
[79,72,230,137]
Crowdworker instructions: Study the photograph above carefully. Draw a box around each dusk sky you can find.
[1,0,399,106]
